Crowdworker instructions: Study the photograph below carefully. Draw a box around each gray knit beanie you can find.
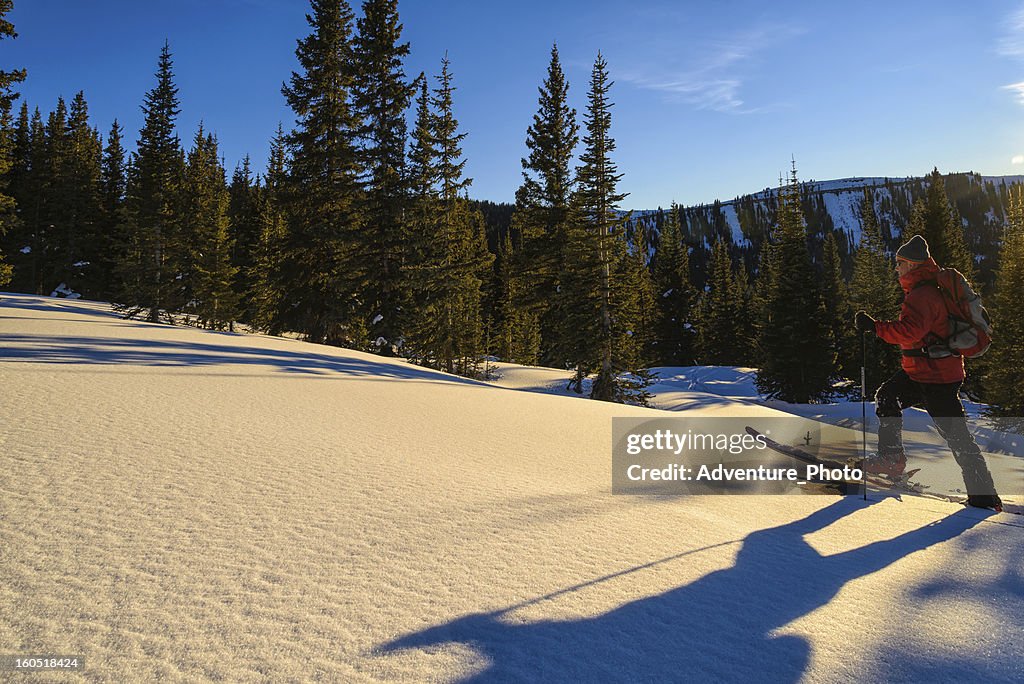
[896,235,931,263]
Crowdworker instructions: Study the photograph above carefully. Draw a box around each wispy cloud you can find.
[998,6,1024,105]
[1003,81,1024,104]
[1012,155,1024,164]
[618,23,804,114]
[998,7,1024,58]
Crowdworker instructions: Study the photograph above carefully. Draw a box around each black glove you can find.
[854,310,876,333]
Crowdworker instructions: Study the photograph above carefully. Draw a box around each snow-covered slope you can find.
[2,294,1022,682]
[487,363,1024,502]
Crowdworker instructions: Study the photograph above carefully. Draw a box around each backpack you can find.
[918,268,992,359]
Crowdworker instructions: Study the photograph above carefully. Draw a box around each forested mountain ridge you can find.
[625,172,1024,289]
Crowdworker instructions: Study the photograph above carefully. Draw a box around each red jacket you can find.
[874,259,965,384]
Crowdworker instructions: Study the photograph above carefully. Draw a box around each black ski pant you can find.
[875,369,998,496]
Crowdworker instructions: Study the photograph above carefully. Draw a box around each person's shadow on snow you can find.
[378,498,987,683]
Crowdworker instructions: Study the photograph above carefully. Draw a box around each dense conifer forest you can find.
[1,0,1022,419]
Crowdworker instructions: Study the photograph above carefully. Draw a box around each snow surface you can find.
[2,294,1023,682]
[488,364,1024,501]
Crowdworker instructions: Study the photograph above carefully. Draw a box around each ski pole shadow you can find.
[377,498,988,683]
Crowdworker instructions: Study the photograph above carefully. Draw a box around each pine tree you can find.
[98,119,126,300]
[755,164,835,403]
[821,231,850,379]
[183,127,238,330]
[624,219,657,366]
[906,168,974,279]
[14,107,45,293]
[652,202,697,365]
[849,190,901,395]
[227,155,259,321]
[3,101,30,285]
[729,255,755,366]
[573,53,637,402]
[351,0,414,353]
[63,91,103,297]
[696,238,747,365]
[280,0,365,345]
[0,99,12,288]
[492,232,541,364]
[249,124,290,334]
[101,120,126,220]
[404,73,436,267]
[0,0,25,288]
[29,98,68,295]
[118,42,184,321]
[405,57,492,376]
[514,43,579,360]
[983,185,1024,428]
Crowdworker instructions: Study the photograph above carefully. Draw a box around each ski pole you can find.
[861,330,867,501]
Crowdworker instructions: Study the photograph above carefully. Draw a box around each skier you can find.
[854,235,1002,511]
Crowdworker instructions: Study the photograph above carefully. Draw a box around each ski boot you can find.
[965,494,1003,512]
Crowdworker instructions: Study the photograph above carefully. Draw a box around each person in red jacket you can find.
[855,235,1001,511]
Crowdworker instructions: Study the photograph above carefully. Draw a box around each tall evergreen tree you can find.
[227,155,259,320]
[118,42,184,320]
[95,119,126,301]
[11,107,45,292]
[984,185,1024,428]
[821,231,851,379]
[492,231,541,364]
[31,97,71,295]
[405,57,492,376]
[623,219,657,366]
[281,0,365,344]
[351,0,414,353]
[514,43,579,360]
[101,120,126,220]
[695,238,747,365]
[652,202,697,365]
[906,168,974,278]
[0,99,12,288]
[63,91,103,297]
[404,74,437,274]
[849,190,901,395]
[0,0,25,288]
[183,127,238,330]
[729,255,755,366]
[573,53,635,402]
[249,124,290,334]
[6,100,29,236]
[755,164,835,403]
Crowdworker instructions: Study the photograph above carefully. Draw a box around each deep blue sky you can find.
[6,1,1024,208]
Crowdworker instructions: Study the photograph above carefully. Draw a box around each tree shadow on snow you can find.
[377,498,988,683]
[0,333,486,386]
[0,294,132,321]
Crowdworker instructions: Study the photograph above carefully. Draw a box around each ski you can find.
[744,426,924,491]
[745,426,1020,515]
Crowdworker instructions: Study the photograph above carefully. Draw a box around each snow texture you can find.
[1,294,1022,682]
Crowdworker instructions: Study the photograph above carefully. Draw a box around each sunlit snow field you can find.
[1,294,1022,682]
